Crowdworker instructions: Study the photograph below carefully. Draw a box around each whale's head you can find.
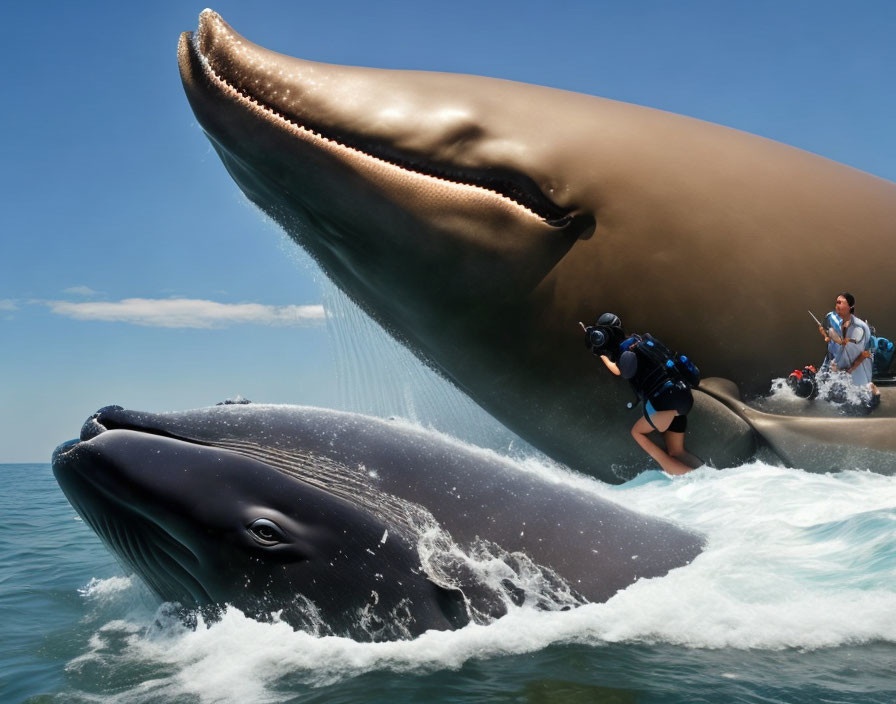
[178,10,596,345]
[52,404,468,639]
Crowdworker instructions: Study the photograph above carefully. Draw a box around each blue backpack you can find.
[872,335,895,376]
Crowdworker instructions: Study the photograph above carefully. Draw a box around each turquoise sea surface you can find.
[3,460,896,703]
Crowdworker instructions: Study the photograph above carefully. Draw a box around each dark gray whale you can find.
[177,10,896,480]
[52,404,703,640]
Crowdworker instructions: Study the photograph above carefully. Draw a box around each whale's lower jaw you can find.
[52,444,209,606]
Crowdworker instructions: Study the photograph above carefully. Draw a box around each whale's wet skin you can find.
[51,404,703,641]
[178,10,896,480]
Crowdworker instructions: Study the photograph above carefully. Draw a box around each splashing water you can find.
[759,373,875,416]
[319,280,541,457]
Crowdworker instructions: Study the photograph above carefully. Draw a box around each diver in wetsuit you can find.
[583,314,702,475]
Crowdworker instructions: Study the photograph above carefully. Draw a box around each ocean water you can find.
[4,459,896,703]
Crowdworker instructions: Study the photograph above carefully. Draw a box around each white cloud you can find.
[0,299,17,311]
[42,298,326,329]
[63,285,102,297]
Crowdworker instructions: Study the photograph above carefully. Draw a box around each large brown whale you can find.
[177,10,896,480]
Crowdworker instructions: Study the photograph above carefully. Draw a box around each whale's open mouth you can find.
[180,10,575,228]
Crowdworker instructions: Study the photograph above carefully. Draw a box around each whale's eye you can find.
[247,518,286,546]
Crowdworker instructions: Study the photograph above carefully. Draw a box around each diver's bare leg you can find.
[630,414,697,475]
[664,430,702,469]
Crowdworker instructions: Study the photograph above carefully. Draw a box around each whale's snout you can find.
[51,438,80,464]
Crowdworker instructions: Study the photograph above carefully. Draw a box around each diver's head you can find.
[587,313,625,355]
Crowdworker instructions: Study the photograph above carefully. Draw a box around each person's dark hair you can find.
[840,292,855,313]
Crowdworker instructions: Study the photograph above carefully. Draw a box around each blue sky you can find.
[2,1,894,461]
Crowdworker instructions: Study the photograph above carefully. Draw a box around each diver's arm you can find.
[600,355,621,376]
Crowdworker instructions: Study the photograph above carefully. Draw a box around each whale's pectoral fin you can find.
[685,389,757,469]
[699,377,896,472]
